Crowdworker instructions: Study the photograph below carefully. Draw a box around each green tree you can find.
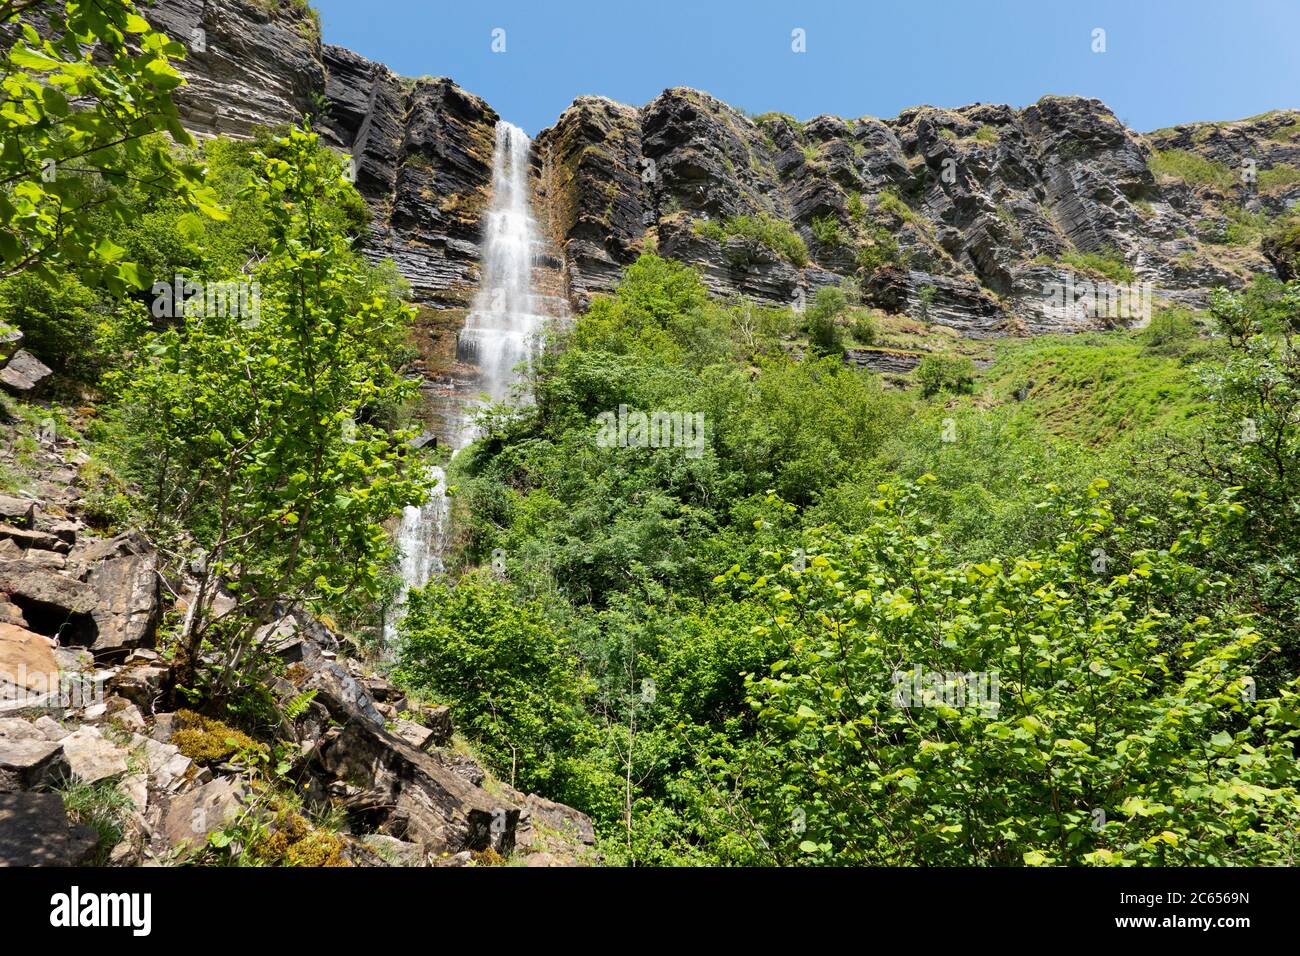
[112,127,429,690]
[0,0,221,289]
[805,285,847,356]
[396,574,593,798]
[717,479,1300,865]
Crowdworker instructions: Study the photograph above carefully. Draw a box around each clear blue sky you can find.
[312,0,1299,136]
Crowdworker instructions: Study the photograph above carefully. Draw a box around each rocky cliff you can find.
[136,0,1297,330]
[536,91,1298,330]
[0,404,596,866]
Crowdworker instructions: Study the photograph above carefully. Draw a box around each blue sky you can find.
[312,0,1299,136]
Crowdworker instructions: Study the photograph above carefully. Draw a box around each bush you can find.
[396,576,592,799]
[1142,306,1200,352]
[855,226,906,274]
[1263,214,1300,280]
[0,273,110,377]
[695,214,809,267]
[848,309,879,346]
[811,214,847,248]
[915,354,976,396]
[1059,247,1136,284]
[805,286,848,355]
[725,479,1300,865]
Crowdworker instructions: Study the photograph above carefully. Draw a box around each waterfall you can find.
[383,121,552,648]
[457,121,547,415]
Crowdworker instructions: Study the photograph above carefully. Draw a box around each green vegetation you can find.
[172,709,265,764]
[877,186,917,223]
[915,353,975,396]
[394,246,1300,865]
[694,214,809,267]
[9,2,1300,869]
[1058,246,1136,284]
[1148,149,1236,191]
[108,128,430,690]
[1258,163,1300,192]
[855,225,907,273]
[810,214,847,248]
[59,779,134,865]
[1264,214,1300,277]
[0,1,221,289]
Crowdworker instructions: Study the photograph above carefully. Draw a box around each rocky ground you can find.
[0,336,597,867]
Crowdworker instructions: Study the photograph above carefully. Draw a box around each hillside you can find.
[2,0,1299,874]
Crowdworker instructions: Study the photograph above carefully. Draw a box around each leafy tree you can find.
[396,574,593,798]
[1185,279,1300,667]
[0,0,222,289]
[111,127,429,689]
[718,478,1300,865]
[805,285,847,356]
[915,353,975,396]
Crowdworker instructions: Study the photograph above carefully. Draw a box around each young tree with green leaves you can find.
[0,0,222,290]
[112,127,430,692]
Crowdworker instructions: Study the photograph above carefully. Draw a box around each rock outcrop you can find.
[132,0,1292,335]
[139,0,499,307]
[536,90,1288,326]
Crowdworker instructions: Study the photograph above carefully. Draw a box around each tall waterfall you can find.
[384,121,551,647]
[457,121,547,416]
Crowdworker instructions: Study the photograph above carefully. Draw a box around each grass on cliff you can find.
[1055,246,1136,284]
[694,214,809,267]
[1148,148,1237,191]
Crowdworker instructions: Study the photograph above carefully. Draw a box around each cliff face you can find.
[536,90,1298,331]
[143,0,498,306]
[139,0,1297,326]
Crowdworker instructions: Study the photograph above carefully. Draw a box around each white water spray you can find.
[384,121,553,647]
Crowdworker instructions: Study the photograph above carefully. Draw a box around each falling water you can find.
[383,121,552,647]
[457,121,548,419]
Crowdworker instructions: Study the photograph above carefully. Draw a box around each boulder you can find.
[60,726,128,784]
[317,721,518,855]
[0,349,53,396]
[299,640,385,731]
[358,833,427,867]
[390,718,434,752]
[418,704,453,745]
[158,776,248,858]
[128,733,193,793]
[0,327,21,367]
[0,525,69,553]
[0,792,98,866]
[0,735,67,790]
[0,496,35,528]
[19,549,66,570]
[511,791,599,866]
[103,697,147,734]
[108,663,170,709]
[0,717,44,740]
[36,517,79,546]
[0,623,58,700]
[0,560,98,644]
[0,598,24,627]
[77,533,161,656]
[33,715,67,741]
